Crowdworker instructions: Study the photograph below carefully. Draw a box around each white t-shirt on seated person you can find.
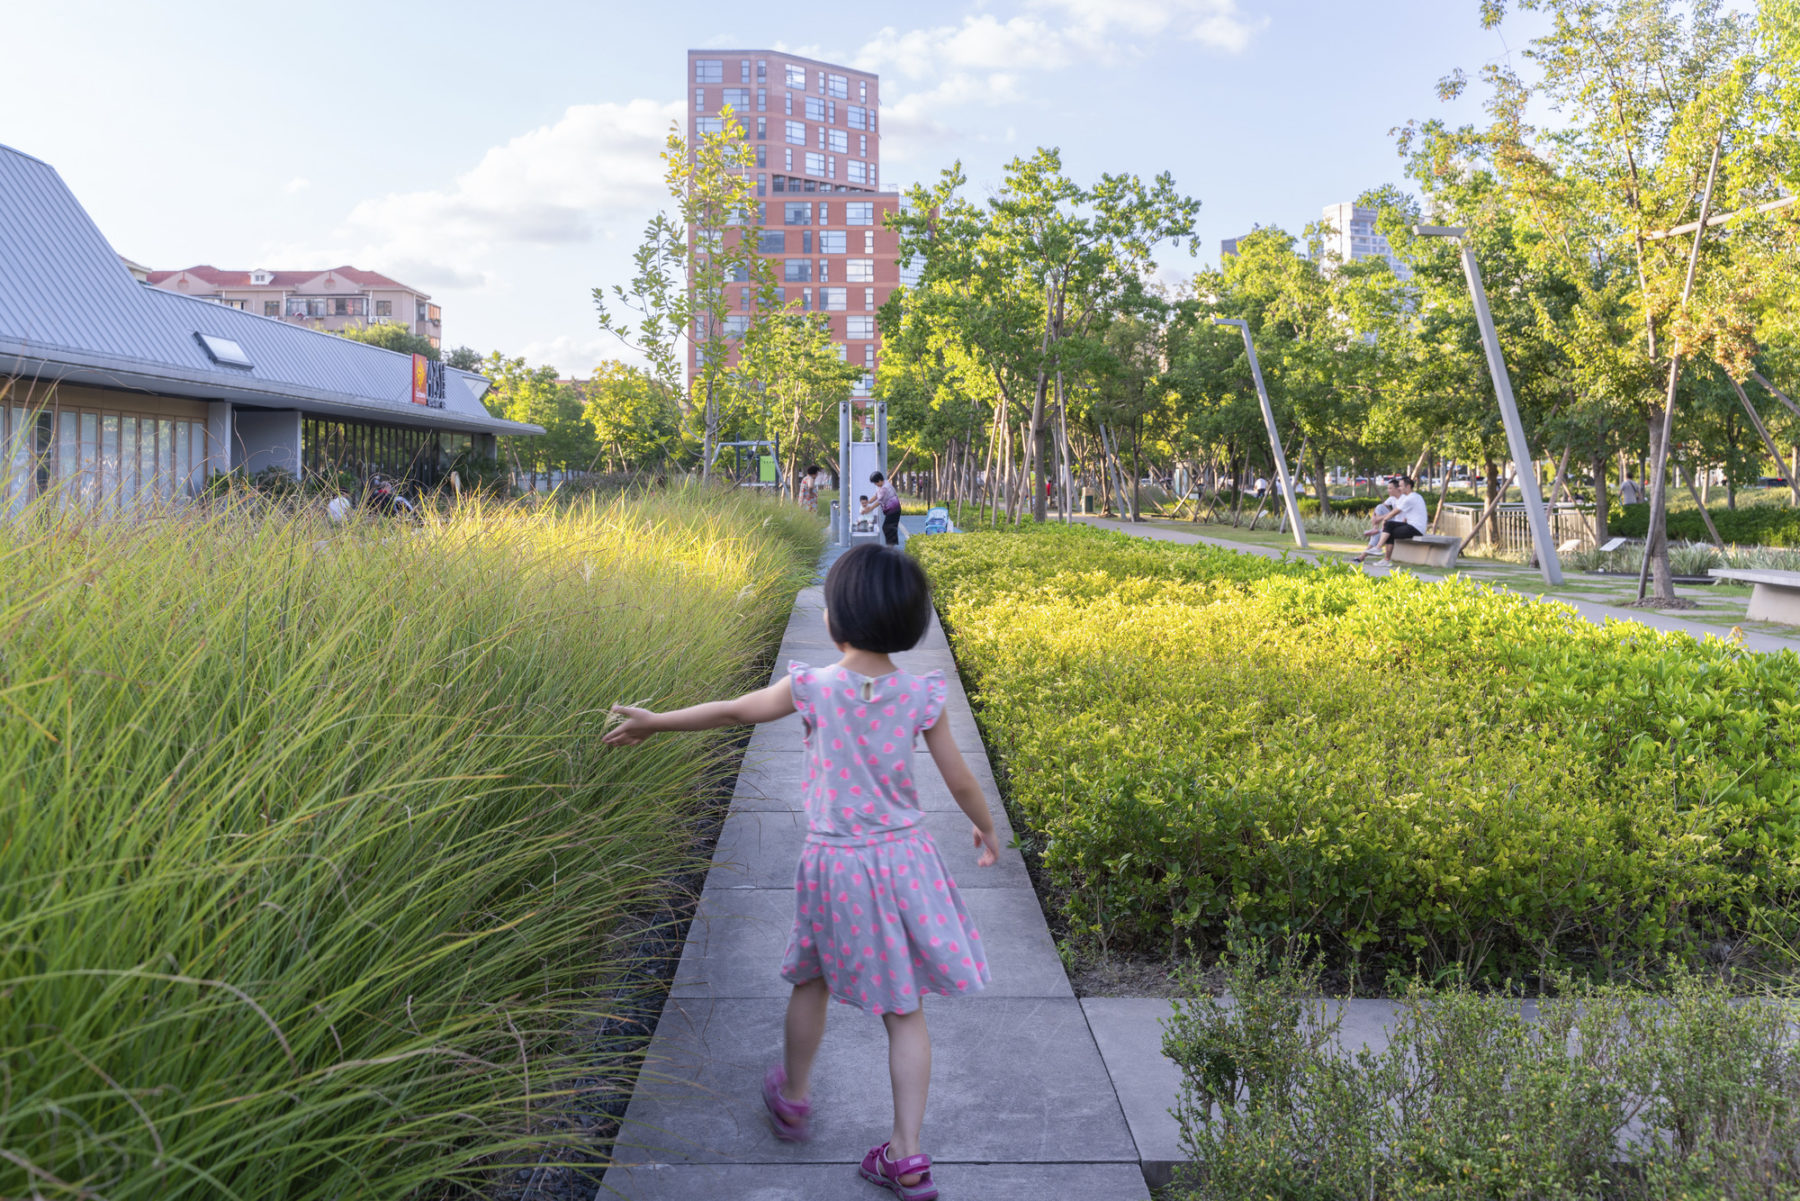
[1393,491,1428,531]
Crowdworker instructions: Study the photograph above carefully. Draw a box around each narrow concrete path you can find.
[1081,516,1800,656]
[600,526,1151,1199]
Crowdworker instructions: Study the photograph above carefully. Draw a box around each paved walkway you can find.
[1081,516,1800,656]
[600,526,1151,1199]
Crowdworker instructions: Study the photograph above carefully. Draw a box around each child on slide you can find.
[603,543,1001,1200]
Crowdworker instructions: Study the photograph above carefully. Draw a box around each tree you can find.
[582,360,683,473]
[737,314,862,497]
[444,345,483,371]
[480,353,596,484]
[594,106,777,480]
[335,322,437,360]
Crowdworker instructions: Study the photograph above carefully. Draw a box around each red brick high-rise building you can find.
[686,50,901,404]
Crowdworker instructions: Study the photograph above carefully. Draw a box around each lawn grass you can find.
[0,487,821,1199]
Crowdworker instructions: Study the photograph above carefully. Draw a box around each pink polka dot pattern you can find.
[778,661,985,1014]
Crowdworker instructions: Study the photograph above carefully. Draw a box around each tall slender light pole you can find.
[1413,225,1562,585]
[1212,317,1308,549]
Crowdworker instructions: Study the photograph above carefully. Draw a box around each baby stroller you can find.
[920,506,954,535]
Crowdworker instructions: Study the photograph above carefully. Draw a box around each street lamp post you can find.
[1413,225,1562,585]
[1212,317,1308,549]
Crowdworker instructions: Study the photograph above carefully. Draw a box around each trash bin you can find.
[1081,491,1096,514]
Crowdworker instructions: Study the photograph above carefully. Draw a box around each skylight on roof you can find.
[195,332,253,368]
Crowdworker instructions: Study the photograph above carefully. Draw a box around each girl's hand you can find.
[971,824,1001,868]
[602,705,658,747]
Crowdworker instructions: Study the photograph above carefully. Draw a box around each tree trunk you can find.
[1590,453,1610,544]
[1642,408,1675,601]
[1312,446,1331,516]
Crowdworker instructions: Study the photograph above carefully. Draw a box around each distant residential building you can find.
[686,49,899,400]
[143,265,443,348]
[1220,235,1249,259]
[1319,203,1410,279]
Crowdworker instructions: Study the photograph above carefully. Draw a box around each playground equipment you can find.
[835,400,888,545]
[711,440,782,488]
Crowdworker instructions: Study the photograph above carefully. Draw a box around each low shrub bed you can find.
[0,489,820,1199]
[910,523,1800,981]
[1164,941,1800,1198]
[1614,500,1800,547]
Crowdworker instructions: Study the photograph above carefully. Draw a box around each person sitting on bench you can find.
[1351,477,1400,565]
[1375,474,1429,565]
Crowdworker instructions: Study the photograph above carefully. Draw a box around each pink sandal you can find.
[762,1065,811,1141]
[859,1141,938,1200]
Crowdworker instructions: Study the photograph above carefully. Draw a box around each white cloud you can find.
[284,176,310,194]
[274,99,681,290]
[1028,0,1263,53]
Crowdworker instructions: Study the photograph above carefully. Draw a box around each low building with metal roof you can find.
[0,142,540,512]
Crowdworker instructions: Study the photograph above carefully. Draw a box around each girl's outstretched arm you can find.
[921,720,1001,867]
[603,676,796,747]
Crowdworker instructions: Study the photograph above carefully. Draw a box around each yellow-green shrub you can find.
[913,524,1800,977]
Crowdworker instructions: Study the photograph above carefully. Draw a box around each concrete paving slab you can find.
[608,997,1139,1168]
[597,1160,1150,1200]
[707,806,1025,890]
[1081,998,1186,1188]
[671,884,1073,1001]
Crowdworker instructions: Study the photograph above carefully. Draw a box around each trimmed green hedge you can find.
[1613,501,1800,547]
[913,524,1800,979]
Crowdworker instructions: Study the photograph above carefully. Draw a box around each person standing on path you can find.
[862,471,903,546]
[798,463,822,514]
[1374,474,1430,565]
[603,544,1000,1201]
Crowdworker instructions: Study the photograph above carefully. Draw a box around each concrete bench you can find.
[1709,568,1800,625]
[1390,534,1461,568]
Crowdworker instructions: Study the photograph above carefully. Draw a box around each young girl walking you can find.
[602,543,1000,1200]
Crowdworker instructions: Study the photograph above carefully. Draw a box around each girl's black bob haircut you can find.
[804,463,820,474]
[869,470,886,484]
[823,543,931,653]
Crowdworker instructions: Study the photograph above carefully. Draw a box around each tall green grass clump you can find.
[0,488,820,1199]
[911,524,1800,980]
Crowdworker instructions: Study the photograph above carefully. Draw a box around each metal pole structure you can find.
[837,400,852,544]
[1414,226,1561,585]
[1212,317,1308,549]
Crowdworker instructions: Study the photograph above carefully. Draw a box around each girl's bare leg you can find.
[881,1005,932,1184]
[782,978,830,1100]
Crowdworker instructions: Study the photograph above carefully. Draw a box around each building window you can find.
[848,105,867,130]
[724,314,750,337]
[864,229,875,253]
[818,259,829,282]
[818,202,831,223]
[286,297,329,318]
[865,343,876,368]
[785,147,793,171]
[757,173,766,196]
[758,59,767,82]
[846,258,874,282]
[820,287,847,311]
[801,287,812,311]
[865,287,875,310]
[828,156,837,179]
[801,230,813,253]
[784,201,811,226]
[828,100,836,123]
[859,80,868,102]
[723,87,750,109]
[846,201,874,225]
[696,117,724,134]
[831,342,847,361]
[773,175,786,192]
[757,117,766,140]
[374,299,392,316]
[694,88,706,112]
[695,59,722,83]
[847,315,875,339]
[264,300,280,316]
[827,73,847,98]
[806,97,826,122]
[757,87,767,111]
[786,63,806,88]
[819,231,846,254]
[740,58,750,82]
[784,92,793,116]
[784,260,812,282]
[759,230,785,252]
[860,134,867,157]
[785,120,805,145]
[755,144,766,167]
[847,160,868,185]
[827,129,847,153]
[805,152,825,176]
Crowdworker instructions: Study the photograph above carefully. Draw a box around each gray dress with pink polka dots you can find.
[778,661,990,1015]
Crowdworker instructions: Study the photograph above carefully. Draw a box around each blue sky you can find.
[3,0,1544,375]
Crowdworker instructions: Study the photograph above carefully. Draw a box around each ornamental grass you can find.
[0,487,820,1199]
[911,523,1800,982]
